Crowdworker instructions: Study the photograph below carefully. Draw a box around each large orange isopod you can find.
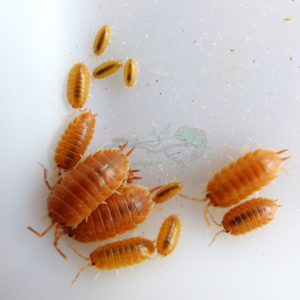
[27,143,133,259]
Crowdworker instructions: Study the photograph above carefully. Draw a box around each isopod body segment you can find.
[123,58,137,87]
[93,25,111,55]
[93,60,123,79]
[157,214,181,256]
[67,62,90,108]
[54,111,96,171]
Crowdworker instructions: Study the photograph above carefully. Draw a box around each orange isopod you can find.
[156,214,181,256]
[93,24,111,55]
[180,148,289,225]
[27,143,134,259]
[55,111,96,172]
[153,182,183,204]
[123,58,137,87]
[67,62,91,108]
[72,237,155,283]
[93,60,123,79]
[209,198,279,245]
[63,182,182,244]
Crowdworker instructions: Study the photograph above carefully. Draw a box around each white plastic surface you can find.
[1,1,300,299]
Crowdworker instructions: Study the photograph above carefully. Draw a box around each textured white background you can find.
[1,1,300,299]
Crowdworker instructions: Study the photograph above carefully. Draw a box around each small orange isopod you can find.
[209,197,279,245]
[93,60,123,79]
[55,111,96,172]
[93,24,111,55]
[123,58,137,87]
[153,182,183,204]
[72,237,155,283]
[180,148,289,225]
[156,214,181,256]
[67,62,91,108]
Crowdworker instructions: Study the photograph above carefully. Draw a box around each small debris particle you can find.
[252,60,256,63]
[155,80,158,83]
[290,56,294,61]
[230,49,235,52]
[284,18,291,21]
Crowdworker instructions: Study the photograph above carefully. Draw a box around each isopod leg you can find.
[38,162,53,191]
[72,263,92,284]
[71,246,90,261]
[204,202,213,227]
[53,224,67,260]
[149,185,162,194]
[209,212,222,227]
[27,222,55,237]
[209,230,226,247]
[178,193,207,202]
[281,156,291,161]
[277,149,288,154]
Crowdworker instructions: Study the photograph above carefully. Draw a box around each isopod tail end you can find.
[209,230,226,247]
[281,156,291,161]
[277,149,288,154]
[72,263,92,284]
[126,146,136,157]
[119,141,129,152]
[27,222,55,237]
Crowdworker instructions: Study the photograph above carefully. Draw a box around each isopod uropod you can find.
[209,198,279,245]
[123,58,137,87]
[156,214,181,256]
[55,111,97,172]
[67,62,91,108]
[72,237,155,283]
[93,24,111,55]
[180,148,290,225]
[27,142,134,259]
[93,60,123,79]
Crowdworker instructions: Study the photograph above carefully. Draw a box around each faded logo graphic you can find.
[104,124,207,171]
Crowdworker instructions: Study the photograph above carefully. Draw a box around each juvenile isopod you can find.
[153,182,183,204]
[55,111,96,172]
[209,198,279,245]
[27,142,134,259]
[54,182,182,249]
[67,62,91,108]
[123,58,137,87]
[93,24,111,55]
[93,60,123,79]
[156,214,181,256]
[180,148,290,225]
[72,237,155,283]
